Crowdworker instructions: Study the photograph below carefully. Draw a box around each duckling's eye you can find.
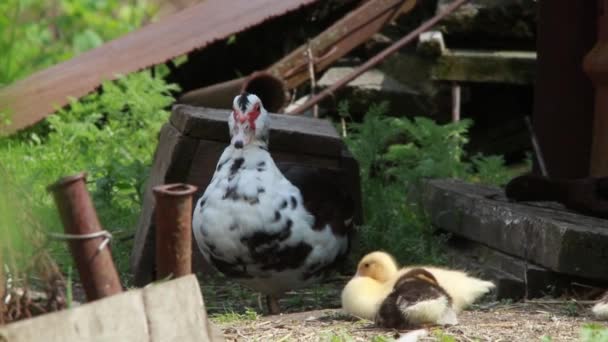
[364,263,370,268]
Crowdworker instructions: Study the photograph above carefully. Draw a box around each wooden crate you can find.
[130,104,362,285]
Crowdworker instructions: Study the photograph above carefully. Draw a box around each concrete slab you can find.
[422,178,608,282]
[0,275,224,342]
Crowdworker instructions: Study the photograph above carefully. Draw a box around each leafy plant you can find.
[433,329,458,342]
[0,70,178,281]
[0,0,157,86]
[345,102,519,264]
[580,323,608,342]
[210,307,260,324]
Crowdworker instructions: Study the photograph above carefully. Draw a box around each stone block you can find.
[422,178,608,282]
[0,289,148,342]
[0,275,223,342]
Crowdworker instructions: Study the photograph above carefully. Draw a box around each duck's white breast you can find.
[192,145,348,294]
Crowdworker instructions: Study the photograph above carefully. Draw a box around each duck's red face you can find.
[230,93,267,148]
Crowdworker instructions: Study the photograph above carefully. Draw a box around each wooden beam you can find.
[431,50,537,85]
[584,0,608,176]
[533,0,597,178]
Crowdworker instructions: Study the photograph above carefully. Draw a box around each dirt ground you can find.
[215,303,604,342]
[201,275,607,342]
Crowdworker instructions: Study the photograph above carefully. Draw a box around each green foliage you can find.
[0,71,178,279]
[382,116,472,184]
[433,330,458,342]
[562,302,580,317]
[0,0,157,86]
[322,331,394,342]
[580,323,608,342]
[211,307,260,324]
[345,102,515,264]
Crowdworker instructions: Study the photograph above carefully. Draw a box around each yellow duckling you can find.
[592,291,608,320]
[341,251,495,329]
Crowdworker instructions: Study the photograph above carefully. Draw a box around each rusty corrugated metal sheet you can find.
[0,0,319,135]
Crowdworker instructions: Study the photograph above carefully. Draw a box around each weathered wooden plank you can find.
[422,178,608,282]
[584,0,608,176]
[431,50,536,85]
[533,0,596,178]
[171,105,343,158]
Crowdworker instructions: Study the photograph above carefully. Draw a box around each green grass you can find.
[0,0,163,296]
[211,307,260,324]
[580,324,608,342]
[433,329,459,342]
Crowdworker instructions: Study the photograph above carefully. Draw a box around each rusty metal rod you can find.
[524,116,548,177]
[289,0,470,115]
[47,173,122,301]
[153,183,198,280]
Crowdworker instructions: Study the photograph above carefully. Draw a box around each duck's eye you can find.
[364,263,370,268]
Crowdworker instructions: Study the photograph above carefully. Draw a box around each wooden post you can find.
[584,0,608,176]
[153,183,197,280]
[48,173,123,301]
[533,0,597,178]
[451,82,461,122]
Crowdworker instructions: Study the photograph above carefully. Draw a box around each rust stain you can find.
[153,183,198,280]
[0,0,319,135]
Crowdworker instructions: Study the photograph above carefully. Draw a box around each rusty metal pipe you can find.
[47,173,122,301]
[178,71,287,112]
[289,0,470,115]
[153,183,197,280]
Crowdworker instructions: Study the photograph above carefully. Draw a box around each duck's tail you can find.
[592,291,608,320]
[410,266,495,312]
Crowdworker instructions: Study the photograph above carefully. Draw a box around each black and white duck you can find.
[192,92,354,314]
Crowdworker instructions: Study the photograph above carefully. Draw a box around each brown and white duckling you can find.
[341,251,495,328]
[376,267,458,329]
